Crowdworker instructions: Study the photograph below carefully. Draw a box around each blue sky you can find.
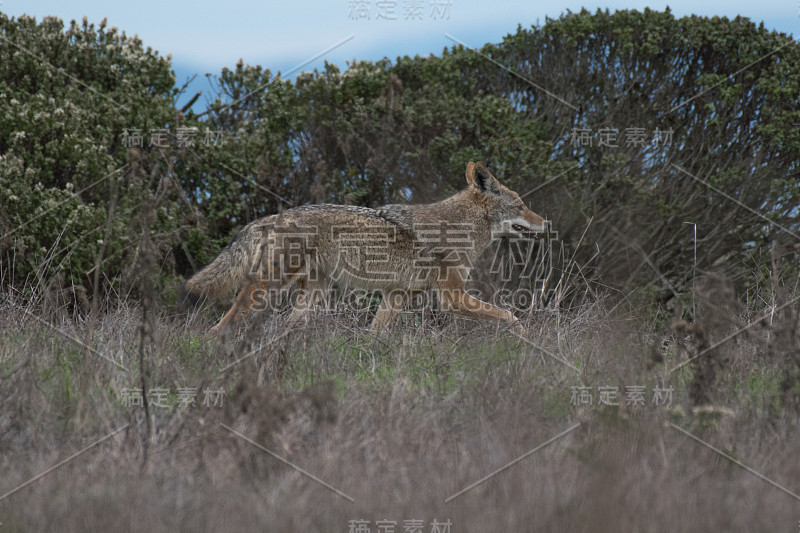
[5,1,798,110]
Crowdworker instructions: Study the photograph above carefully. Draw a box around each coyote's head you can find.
[465,161,547,238]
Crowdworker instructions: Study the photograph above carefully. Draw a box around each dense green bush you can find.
[0,14,177,299]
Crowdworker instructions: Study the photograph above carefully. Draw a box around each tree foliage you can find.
[1,9,798,311]
[480,8,800,299]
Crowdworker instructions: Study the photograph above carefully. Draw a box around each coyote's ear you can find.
[465,162,477,187]
[467,161,500,195]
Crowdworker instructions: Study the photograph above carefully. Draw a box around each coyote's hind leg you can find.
[370,290,411,332]
[208,280,269,335]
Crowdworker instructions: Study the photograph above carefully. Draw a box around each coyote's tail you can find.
[180,223,263,309]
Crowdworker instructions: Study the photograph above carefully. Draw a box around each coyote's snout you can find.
[182,161,547,334]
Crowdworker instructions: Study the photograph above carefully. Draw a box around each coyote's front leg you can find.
[439,287,524,334]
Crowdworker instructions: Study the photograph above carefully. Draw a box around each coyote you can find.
[182,162,547,334]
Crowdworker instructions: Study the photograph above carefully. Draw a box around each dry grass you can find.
[1,273,799,532]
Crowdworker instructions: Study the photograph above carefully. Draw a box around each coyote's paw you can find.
[206,325,222,338]
[510,317,526,337]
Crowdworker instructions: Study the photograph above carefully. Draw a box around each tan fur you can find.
[182,162,547,334]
